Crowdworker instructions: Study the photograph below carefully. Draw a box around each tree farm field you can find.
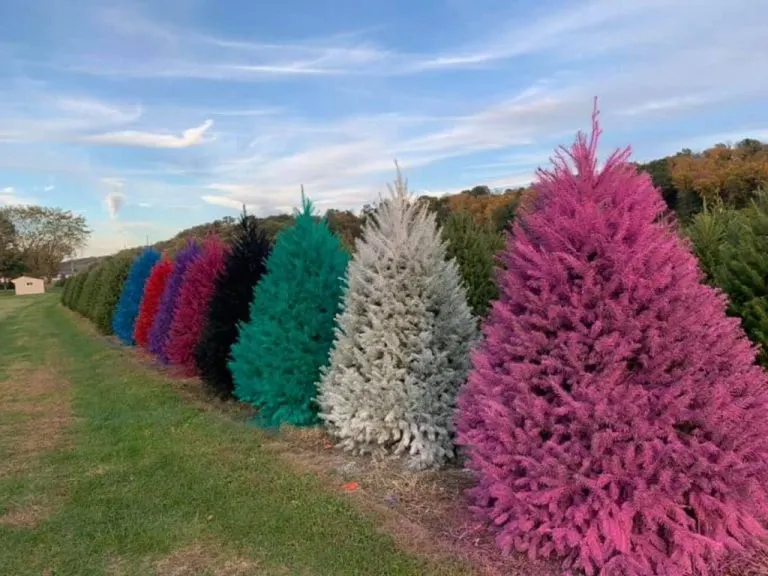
[0,294,485,576]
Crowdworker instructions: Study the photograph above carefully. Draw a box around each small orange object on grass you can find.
[341,481,360,492]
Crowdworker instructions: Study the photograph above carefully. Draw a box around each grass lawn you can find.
[0,294,472,576]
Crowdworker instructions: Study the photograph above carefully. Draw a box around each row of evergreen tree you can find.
[61,178,478,471]
[60,110,768,575]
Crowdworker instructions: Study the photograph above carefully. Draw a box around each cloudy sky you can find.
[0,0,766,257]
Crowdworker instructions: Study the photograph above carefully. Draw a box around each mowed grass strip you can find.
[0,295,471,576]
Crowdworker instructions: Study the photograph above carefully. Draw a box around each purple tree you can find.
[455,107,768,575]
[148,240,202,363]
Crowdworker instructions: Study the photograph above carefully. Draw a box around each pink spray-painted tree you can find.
[165,235,229,375]
[455,106,768,576]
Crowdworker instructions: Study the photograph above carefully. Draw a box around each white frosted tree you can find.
[317,169,477,470]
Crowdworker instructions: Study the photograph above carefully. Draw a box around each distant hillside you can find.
[100,186,529,261]
[58,256,106,277]
[64,137,768,264]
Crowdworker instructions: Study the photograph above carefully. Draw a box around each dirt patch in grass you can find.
[0,497,50,527]
[152,542,264,576]
[0,362,73,524]
[0,363,73,461]
[106,543,265,576]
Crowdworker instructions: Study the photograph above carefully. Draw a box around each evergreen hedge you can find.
[92,255,133,335]
[77,264,106,318]
[68,272,87,310]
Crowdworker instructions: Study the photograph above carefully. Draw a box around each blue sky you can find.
[0,0,767,257]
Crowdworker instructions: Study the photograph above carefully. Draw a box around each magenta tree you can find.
[455,108,768,576]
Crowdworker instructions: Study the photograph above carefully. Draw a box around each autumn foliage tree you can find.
[445,190,520,228]
[165,236,229,375]
[670,140,768,209]
[134,256,173,348]
[456,110,768,575]
[194,213,272,398]
[149,240,201,362]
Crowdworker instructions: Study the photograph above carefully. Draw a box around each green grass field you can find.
[0,295,471,575]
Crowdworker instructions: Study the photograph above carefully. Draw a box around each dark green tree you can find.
[60,276,73,305]
[463,185,491,197]
[67,271,87,309]
[415,196,451,226]
[688,190,768,365]
[92,255,133,334]
[712,192,768,364]
[636,158,678,212]
[685,200,738,280]
[229,195,350,427]
[442,211,503,316]
[77,263,107,318]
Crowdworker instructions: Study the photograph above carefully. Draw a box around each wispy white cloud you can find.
[41,0,758,85]
[50,5,392,81]
[201,194,255,211]
[1,0,767,234]
[82,119,214,148]
[616,96,711,117]
[0,186,36,206]
[0,92,143,143]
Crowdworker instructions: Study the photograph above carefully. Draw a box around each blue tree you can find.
[112,249,161,344]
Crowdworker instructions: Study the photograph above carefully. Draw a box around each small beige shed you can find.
[12,276,45,296]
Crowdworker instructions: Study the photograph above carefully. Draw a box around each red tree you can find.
[455,108,768,575]
[166,235,229,375]
[134,256,173,348]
